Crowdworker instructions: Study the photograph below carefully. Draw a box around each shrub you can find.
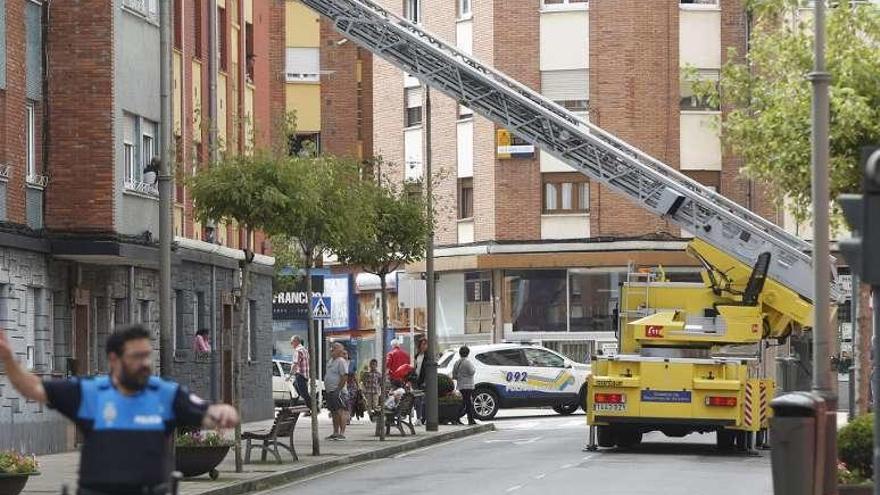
[0,452,38,474]
[176,430,232,447]
[437,373,455,397]
[839,413,873,480]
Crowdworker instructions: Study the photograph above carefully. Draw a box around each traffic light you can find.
[838,146,880,285]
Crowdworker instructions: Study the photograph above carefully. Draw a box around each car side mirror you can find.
[565,362,573,369]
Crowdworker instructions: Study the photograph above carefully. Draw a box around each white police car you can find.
[438,344,590,420]
[272,358,324,408]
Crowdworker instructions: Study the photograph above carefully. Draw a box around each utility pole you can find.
[423,87,439,432]
[808,0,836,492]
[158,0,174,378]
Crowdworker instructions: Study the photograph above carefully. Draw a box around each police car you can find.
[438,343,590,420]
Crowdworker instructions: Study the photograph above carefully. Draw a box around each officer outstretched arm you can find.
[0,329,48,404]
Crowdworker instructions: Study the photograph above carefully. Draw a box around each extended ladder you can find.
[300,0,834,304]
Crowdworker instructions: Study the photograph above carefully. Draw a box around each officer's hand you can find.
[205,404,239,429]
[0,328,13,363]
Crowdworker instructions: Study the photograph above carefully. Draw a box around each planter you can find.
[175,445,230,480]
[438,400,464,425]
[840,484,873,495]
[0,472,38,495]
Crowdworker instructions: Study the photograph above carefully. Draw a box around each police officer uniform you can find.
[44,375,209,495]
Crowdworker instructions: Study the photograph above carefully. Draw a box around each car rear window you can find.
[476,349,527,366]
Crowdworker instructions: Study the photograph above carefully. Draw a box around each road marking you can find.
[506,485,523,492]
[535,473,546,480]
[582,453,598,461]
[561,463,573,469]
[484,436,542,445]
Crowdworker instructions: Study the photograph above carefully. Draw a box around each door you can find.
[522,347,577,405]
[222,303,233,403]
[73,304,90,375]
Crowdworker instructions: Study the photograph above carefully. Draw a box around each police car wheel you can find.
[472,388,499,420]
[552,402,579,415]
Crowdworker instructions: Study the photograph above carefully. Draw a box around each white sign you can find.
[398,273,427,309]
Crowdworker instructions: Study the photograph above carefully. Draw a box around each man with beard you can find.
[0,324,238,495]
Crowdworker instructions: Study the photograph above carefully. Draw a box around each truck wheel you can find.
[597,426,615,448]
[716,430,735,450]
[615,428,642,448]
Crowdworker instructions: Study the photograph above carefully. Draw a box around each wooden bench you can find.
[243,406,307,463]
[381,391,417,437]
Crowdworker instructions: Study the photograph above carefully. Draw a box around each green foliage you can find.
[0,452,38,474]
[176,430,233,448]
[689,0,880,223]
[438,373,455,397]
[333,173,431,278]
[839,413,874,480]
[270,235,305,293]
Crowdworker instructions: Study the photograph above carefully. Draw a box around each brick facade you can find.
[3,0,28,224]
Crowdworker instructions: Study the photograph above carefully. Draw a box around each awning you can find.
[355,272,399,292]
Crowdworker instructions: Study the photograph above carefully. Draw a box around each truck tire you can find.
[615,428,643,448]
[716,430,735,450]
[597,426,616,448]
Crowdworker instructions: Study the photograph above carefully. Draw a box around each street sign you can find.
[312,296,331,320]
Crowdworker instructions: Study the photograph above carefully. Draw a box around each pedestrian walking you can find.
[452,345,477,425]
[290,335,313,413]
[324,342,349,440]
[0,324,239,494]
[361,359,381,418]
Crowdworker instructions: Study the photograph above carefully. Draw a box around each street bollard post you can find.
[769,391,826,495]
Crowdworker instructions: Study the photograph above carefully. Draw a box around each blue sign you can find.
[641,390,692,403]
[311,296,331,320]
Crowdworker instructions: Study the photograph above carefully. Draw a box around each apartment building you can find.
[0,0,286,454]
[367,0,777,359]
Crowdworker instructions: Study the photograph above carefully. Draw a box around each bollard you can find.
[769,392,825,495]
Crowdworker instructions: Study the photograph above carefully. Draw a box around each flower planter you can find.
[0,472,38,495]
[175,445,230,480]
[840,484,873,495]
[438,400,464,424]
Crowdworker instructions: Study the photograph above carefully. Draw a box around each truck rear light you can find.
[705,396,737,407]
[594,393,625,404]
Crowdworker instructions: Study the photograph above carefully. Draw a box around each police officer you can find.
[0,324,239,495]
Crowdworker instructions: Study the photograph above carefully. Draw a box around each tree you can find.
[334,175,431,440]
[691,0,880,413]
[266,155,367,455]
[691,0,880,222]
[189,152,288,472]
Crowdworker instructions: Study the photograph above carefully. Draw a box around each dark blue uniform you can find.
[44,375,208,494]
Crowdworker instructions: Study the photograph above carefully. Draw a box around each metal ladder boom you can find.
[300,0,835,304]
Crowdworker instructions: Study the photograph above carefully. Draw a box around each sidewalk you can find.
[24,413,493,495]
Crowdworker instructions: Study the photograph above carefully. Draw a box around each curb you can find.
[196,424,495,495]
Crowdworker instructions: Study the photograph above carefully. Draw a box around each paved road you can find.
[263,409,772,495]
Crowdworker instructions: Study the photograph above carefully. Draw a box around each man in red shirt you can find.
[385,339,411,382]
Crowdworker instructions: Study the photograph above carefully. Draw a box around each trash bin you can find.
[770,392,824,495]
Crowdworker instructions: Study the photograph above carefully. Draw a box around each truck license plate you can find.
[593,403,626,412]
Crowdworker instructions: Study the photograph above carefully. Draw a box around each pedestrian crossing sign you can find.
[311,296,331,320]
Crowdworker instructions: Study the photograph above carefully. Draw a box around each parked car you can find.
[272,358,324,408]
[437,344,590,420]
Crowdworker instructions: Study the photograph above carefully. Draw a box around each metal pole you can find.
[872,288,879,495]
[210,264,217,402]
[852,273,860,419]
[809,1,837,493]
[158,0,174,378]
[424,87,439,432]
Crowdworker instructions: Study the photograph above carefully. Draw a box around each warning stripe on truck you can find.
[744,382,753,428]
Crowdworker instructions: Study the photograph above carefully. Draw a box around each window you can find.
[173,0,182,50]
[438,352,456,368]
[247,300,257,362]
[680,0,719,6]
[174,290,186,352]
[285,47,320,83]
[543,174,589,213]
[477,349,528,366]
[405,86,423,127]
[457,0,472,18]
[26,102,36,180]
[245,22,255,83]
[218,6,228,72]
[465,271,492,334]
[405,0,421,23]
[524,348,566,368]
[503,270,568,333]
[196,292,207,333]
[466,272,490,303]
[194,0,203,58]
[542,70,589,116]
[458,178,473,219]
[113,298,129,327]
[541,0,588,9]
[141,120,157,181]
[569,271,626,332]
[681,70,720,111]
[123,0,159,20]
[139,300,150,324]
[272,362,281,377]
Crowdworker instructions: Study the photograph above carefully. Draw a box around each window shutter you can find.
[285,47,320,82]
[541,69,589,102]
[25,1,41,100]
[406,86,423,109]
[123,113,136,143]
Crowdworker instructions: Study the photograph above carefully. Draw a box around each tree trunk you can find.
[378,272,389,441]
[306,254,321,456]
[233,231,252,473]
[856,282,872,415]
